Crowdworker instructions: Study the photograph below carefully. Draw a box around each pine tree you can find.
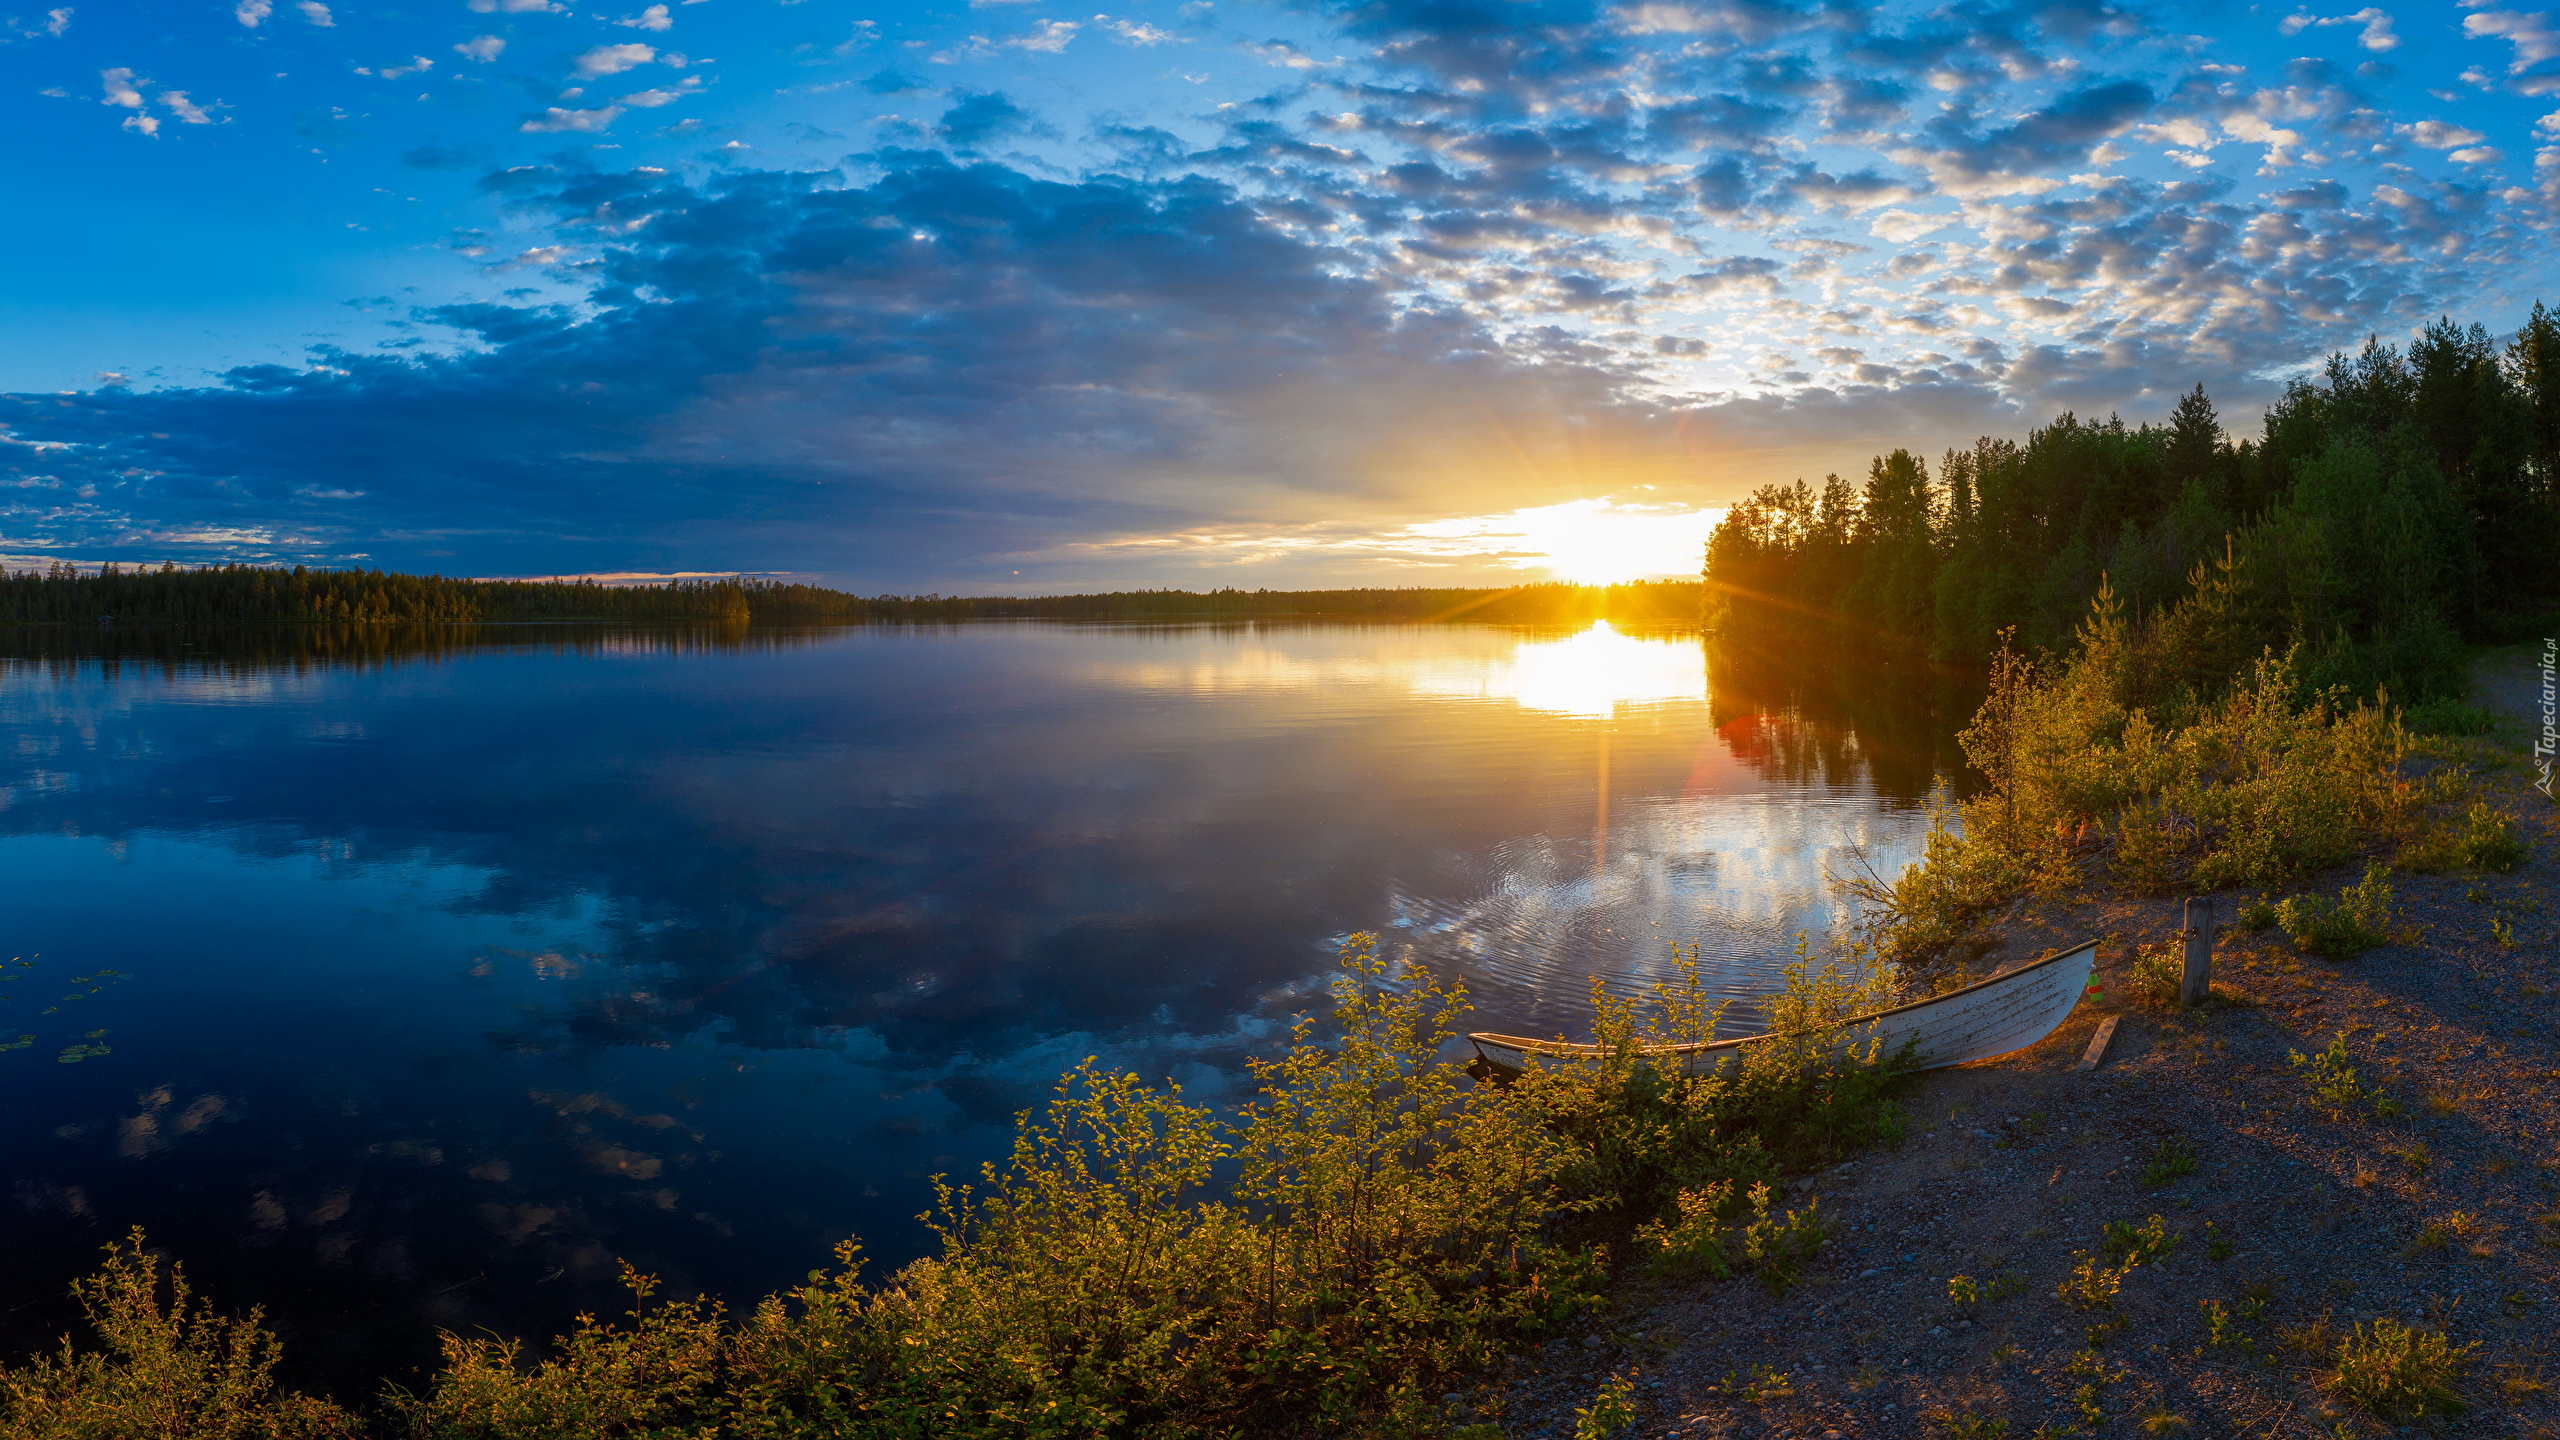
[2164,383,2221,492]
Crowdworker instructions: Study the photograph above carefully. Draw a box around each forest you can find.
[1703,306,2560,699]
[0,564,1704,628]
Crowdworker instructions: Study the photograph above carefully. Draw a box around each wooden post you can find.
[2180,896,2215,1008]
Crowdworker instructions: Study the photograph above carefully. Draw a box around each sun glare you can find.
[1409,621,1706,717]
[1402,498,1725,585]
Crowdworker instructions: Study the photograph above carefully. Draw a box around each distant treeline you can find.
[0,563,1704,627]
[1706,305,2560,699]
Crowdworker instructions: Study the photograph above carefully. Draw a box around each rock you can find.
[1583,1334,1606,1350]
[1859,1268,1879,1278]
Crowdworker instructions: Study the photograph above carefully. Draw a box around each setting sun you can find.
[1401,498,1726,585]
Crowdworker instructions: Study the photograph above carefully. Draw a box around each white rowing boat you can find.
[1466,938,2099,1077]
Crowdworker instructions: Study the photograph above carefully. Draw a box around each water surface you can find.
[0,618,1964,1393]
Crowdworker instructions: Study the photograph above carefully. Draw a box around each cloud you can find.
[98,66,141,109]
[1099,16,1176,44]
[297,0,332,25]
[467,0,565,12]
[233,0,269,25]
[2464,8,2560,90]
[2404,119,2489,148]
[618,3,672,29]
[1901,80,2154,194]
[575,43,657,77]
[455,35,505,61]
[521,105,624,132]
[2280,7,2398,52]
[159,90,214,123]
[619,77,702,107]
[1010,19,1079,51]
[0,160,1686,581]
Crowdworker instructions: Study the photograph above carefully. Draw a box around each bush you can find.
[2402,696,2496,736]
[2274,865,2396,958]
[2123,946,2184,1009]
[1844,599,2413,962]
[2329,1318,2475,1420]
[0,1230,360,1440]
[2289,1032,2398,1121]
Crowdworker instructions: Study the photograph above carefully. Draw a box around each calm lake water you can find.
[0,618,1967,1393]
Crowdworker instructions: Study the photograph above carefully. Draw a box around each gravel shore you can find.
[1459,664,2560,1439]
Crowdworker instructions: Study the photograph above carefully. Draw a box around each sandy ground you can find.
[1452,663,2560,1439]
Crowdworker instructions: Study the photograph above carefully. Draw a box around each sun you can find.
[1401,498,1725,585]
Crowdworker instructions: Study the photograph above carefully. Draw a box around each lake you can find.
[0,618,1968,1394]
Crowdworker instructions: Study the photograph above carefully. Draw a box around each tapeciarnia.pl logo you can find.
[2538,637,2556,800]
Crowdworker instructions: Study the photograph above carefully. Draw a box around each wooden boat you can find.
[1467,938,2099,1077]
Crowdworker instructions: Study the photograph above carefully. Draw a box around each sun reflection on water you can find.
[1405,621,1704,717]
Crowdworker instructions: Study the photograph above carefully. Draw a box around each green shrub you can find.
[2235,894,2278,930]
[1572,1373,1638,1440]
[0,1230,360,1439]
[2329,1318,2475,1419]
[2289,1032,2398,1121]
[2124,946,2184,1009]
[1845,610,2413,961]
[2098,1214,2178,1266]
[2403,697,2496,736]
[2274,865,2396,958]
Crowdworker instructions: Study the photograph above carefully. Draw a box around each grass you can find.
[2273,865,2398,959]
[2140,1136,2197,1188]
[2401,801,2528,873]
[2289,1033,2399,1121]
[0,935,1917,1440]
[2328,1318,2476,1420]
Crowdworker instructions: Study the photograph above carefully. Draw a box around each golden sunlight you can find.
[1400,498,1726,584]
[1408,621,1705,717]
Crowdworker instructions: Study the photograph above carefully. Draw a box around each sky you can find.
[1,0,2557,591]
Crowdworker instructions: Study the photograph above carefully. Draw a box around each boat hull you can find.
[1467,939,2099,1077]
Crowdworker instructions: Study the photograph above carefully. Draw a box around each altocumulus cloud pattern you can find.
[2,0,2557,588]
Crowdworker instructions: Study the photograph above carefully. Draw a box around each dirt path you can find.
[1448,715,2560,1438]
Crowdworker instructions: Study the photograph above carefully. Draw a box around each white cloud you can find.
[1868,209,1955,243]
[618,76,699,106]
[618,3,671,28]
[297,0,332,24]
[123,112,158,135]
[159,90,213,123]
[42,6,68,32]
[455,34,504,60]
[521,104,623,131]
[2281,7,2398,50]
[378,56,434,78]
[574,42,655,76]
[2449,144,2505,162]
[98,66,142,108]
[1007,19,1078,51]
[1098,15,1176,43]
[467,0,565,12]
[233,0,269,23]
[2465,8,2560,73]
[2405,118,2490,147]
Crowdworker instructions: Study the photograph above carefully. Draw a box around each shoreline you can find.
[1467,686,2560,1438]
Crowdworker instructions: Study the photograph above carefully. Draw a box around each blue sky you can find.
[3,0,2557,590]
